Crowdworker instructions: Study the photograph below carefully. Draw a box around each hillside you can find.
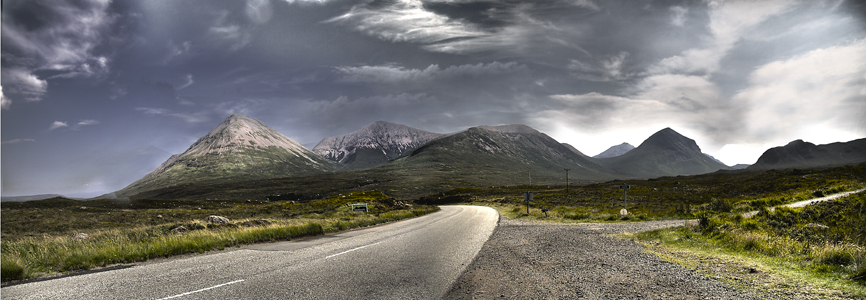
[112,114,336,199]
[593,142,635,158]
[312,121,443,170]
[748,138,866,170]
[597,128,730,178]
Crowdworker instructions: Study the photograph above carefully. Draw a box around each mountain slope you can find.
[312,121,443,170]
[748,138,866,170]
[114,114,336,199]
[598,128,730,178]
[593,143,635,158]
[381,124,614,188]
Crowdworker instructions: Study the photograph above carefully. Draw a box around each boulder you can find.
[171,226,187,233]
[206,215,230,224]
[71,233,89,240]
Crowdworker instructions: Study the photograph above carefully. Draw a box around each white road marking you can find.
[326,241,384,259]
[156,280,244,300]
[431,207,465,225]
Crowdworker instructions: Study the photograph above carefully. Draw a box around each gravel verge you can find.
[445,217,754,299]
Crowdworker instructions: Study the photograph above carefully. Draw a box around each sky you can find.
[2,0,865,198]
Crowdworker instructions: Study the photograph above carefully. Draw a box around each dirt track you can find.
[446,217,753,299]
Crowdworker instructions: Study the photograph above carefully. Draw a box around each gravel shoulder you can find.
[446,217,753,299]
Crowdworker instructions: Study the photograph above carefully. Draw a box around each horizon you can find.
[3,0,865,197]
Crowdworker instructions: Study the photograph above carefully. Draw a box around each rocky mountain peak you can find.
[640,127,701,153]
[593,142,635,158]
[185,114,310,157]
[312,121,443,169]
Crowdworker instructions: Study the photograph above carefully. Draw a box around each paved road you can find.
[2,205,499,300]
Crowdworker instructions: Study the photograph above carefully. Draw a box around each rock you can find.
[620,208,628,216]
[171,226,187,233]
[805,223,829,229]
[71,233,89,240]
[156,215,163,219]
[79,207,87,210]
[253,219,271,226]
[206,215,230,224]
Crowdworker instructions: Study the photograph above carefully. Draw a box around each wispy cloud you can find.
[2,138,35,145]
[135,107,211,124]
[49,121,69,130]
[178,74,195,90]
[336,62,526,83]
[1,0,117,108]
[78,119,100,126]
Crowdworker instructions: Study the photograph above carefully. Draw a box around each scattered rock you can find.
[156,215,163,219]
[71,233,89,240]
[805,223,829,229]
[253,219,271,226]
[79,207,87,210]
[171,226,187,233]
[206,215,230,224]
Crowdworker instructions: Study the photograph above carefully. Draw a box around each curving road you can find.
[2,205,499,300]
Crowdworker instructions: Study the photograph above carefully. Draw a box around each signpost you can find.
[619,184,630,215]
[523,191,533,215]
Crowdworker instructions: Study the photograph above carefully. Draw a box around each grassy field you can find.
[421,165,866,221]
[0,191,438,282]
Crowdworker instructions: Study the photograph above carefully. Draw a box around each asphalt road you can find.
[2,205,499,300]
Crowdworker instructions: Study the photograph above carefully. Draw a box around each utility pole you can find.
[564,168,571,193]
[529,172,532,186]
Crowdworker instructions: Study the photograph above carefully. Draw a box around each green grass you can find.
[634,192,866,298]
[0,191,438,282]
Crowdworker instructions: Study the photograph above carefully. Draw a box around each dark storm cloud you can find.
[1,0,122,107]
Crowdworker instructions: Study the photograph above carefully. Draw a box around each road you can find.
[2,205,499,300]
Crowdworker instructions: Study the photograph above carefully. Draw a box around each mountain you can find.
[1,194,65,202]
[113,114,336,199]
[593,142,635,158]
[383,124,614,188]
[748,138,866,170]
[598,128,730,178]
[562,143,590,158]
[312,121,443,170]
[731,164,750,170]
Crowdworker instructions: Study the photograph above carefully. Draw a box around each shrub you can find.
[709,198,732,213]
[1,254,26,281]
[820,248,855,266]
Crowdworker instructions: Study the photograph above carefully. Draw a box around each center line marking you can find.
[157,279,244,300]
[326,241,384,259]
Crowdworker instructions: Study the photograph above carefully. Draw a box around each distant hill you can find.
[1,194,65,202]
[384,124,614,187]
[597,128,731,178]
[731,164,750,170]
[562,143,590,158]
[593,142,635,158]
[112,114,336,199]
[313,121,443,170]
[748,138,866,170]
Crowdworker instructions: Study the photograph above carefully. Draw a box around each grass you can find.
[633,192,866,298]
[1,191,438,282]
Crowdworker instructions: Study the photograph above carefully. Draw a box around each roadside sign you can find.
[620,184,630,190]
[352,203,368,212]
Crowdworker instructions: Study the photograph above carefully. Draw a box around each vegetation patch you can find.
[634,192,866,298]
[0,191,437,282]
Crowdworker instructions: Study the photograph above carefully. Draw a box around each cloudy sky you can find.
[2,0,865,197]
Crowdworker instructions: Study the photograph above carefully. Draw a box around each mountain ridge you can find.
[312,121,443,170]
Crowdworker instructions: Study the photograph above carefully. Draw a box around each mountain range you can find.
[748,138,866,170]
[107,114,866,200]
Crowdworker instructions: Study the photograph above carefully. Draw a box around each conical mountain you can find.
[598,128,729,178]
[383,124,614,187]
[748,138,866,170]
[593,142,635,158]
[312,121,443,170]
[114,114,336,199]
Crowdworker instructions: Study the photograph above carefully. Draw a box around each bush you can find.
[1,254,26,281]
[709,198,732,213]
[853,264,866,281]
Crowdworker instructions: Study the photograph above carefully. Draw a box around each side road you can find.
[446,217,753,299]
